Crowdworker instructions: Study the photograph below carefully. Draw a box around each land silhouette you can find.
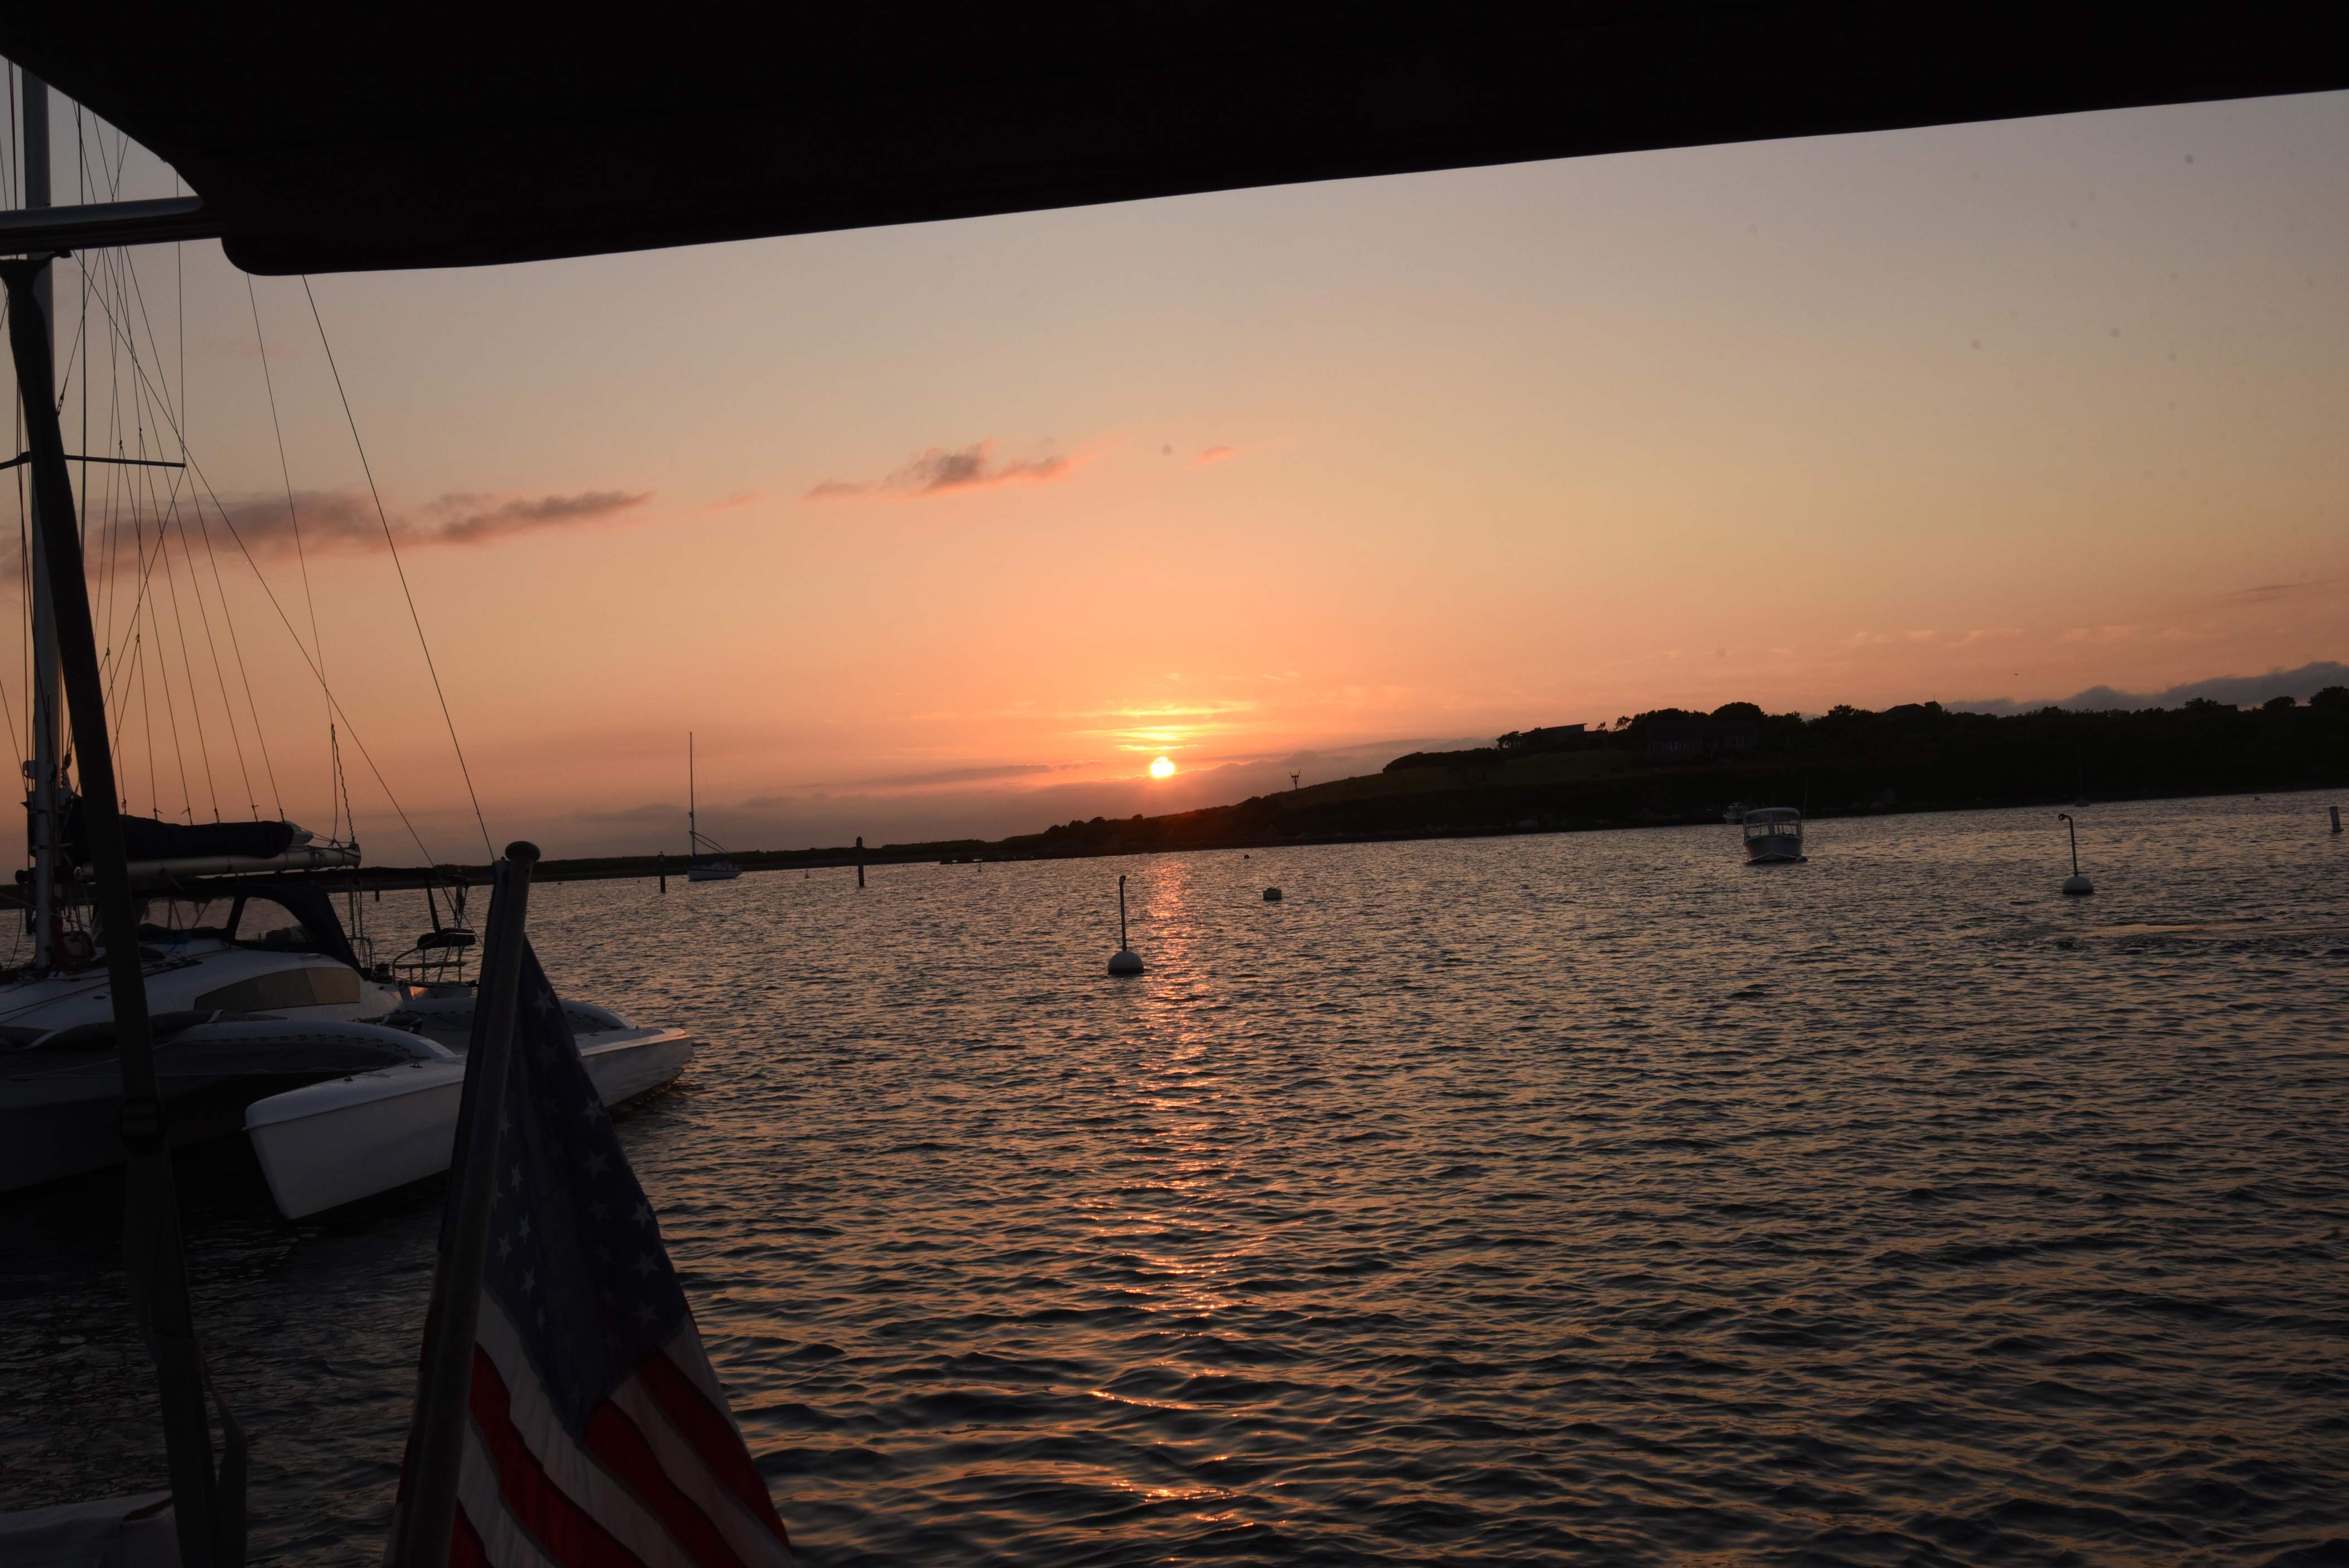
[393,687,2349,884]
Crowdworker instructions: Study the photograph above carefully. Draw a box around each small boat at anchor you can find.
[687,731,741,881]
[1741,806,1806,863]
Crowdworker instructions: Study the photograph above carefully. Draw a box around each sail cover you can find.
[2,5,2343,275]
[57,803,295,868]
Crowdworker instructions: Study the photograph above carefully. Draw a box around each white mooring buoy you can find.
[1108,874,1144,976]
[2057,812,2093,895]
[1262,887,1282,902]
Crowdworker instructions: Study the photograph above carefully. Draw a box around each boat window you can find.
[229,896,319,952]
[195,966,364,1012]
[136,895,231,943]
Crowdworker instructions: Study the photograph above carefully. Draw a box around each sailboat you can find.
[687,732,741,881]
[0,79,691,1214]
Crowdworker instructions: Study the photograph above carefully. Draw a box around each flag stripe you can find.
[457,1420,562,1568]
[610,1375,795,1568]
[451,1499,493,1568]
[469,1347,648,1568]
[586,1398,747,1568]
[476,1296,697,1567]
[636,1349,792,1546]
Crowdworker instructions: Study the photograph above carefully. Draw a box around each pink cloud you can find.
[803,440,1075,501]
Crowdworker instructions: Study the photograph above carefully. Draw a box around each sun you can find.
[1149,756,1176,779]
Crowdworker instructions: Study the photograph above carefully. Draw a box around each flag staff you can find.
[385,841,541,1568]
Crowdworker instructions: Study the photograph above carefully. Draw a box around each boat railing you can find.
[385,926,478,988]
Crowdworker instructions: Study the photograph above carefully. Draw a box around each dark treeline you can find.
[343,689,2349,885]
[998,689,2349,861]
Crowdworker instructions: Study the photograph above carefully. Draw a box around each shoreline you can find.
[305,778,2349,890]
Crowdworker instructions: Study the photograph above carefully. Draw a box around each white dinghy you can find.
[244,1000,691,1218]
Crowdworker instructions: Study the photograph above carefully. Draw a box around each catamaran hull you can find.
[0,1022,439,1195]
[244,1027,693,1218]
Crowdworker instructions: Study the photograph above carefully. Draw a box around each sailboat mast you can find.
[20,74,61,972]
[688,732,696,850]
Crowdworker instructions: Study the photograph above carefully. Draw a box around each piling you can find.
[657,851,666,894]
[2333,805,2342,835]
[856,835,866,889]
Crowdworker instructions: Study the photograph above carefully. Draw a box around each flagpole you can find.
[386,841,540,1568]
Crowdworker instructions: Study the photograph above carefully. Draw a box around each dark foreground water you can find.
[4,793,2347,1564]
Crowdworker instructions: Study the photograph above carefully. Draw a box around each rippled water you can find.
[6,792,2347,1564]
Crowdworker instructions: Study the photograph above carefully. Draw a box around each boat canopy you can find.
[136,880,363,972]
[1,6,2339,274]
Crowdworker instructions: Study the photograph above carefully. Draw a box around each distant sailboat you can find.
[688,734,741,881]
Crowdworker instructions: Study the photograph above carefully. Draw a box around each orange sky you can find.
[6,86,2346,858]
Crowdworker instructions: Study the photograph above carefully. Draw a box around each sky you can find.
[4,83,2346,860]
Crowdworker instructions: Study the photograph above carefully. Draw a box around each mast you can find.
[20,74,60,971]
[688,732,696,852]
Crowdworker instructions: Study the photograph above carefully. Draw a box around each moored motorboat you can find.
[244,1005,692,1218]
[1742,806,1806,863]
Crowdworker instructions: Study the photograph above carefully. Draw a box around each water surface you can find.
[4,793,2347,1564]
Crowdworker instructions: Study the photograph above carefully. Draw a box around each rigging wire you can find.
[193,502,283,819]
[302,278,495,862]
[245,279,327,707]
[73,264,451,866]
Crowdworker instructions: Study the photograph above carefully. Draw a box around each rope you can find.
[303,278,495,862]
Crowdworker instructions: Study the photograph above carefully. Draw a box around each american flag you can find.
[419,942,793,1567]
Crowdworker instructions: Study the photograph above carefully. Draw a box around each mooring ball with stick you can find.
[2057,813,2094,895]
[1108,872,1144,976]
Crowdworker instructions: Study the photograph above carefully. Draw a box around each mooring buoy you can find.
[1262,887,1282,901]
[2057,812,2093,895]
[1108,874,1144,976]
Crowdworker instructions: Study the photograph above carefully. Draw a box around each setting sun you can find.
[1149,756,1176,780]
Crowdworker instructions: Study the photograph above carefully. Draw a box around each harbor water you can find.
[3,792,2346,1564]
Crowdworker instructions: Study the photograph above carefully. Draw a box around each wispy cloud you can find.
[1192,439,1281,469]
[804,440,1074,501]
[848,762,1075,789]
[66,488,654,575]
[2221,580,2329,604]
[1953,628,2022,648]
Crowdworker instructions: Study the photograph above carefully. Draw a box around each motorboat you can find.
[244,998,692,1218]
[1742,806,1806,863]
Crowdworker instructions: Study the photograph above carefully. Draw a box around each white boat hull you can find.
[244,1026,693,1218]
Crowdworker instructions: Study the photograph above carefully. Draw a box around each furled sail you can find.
[54,797,361,880]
